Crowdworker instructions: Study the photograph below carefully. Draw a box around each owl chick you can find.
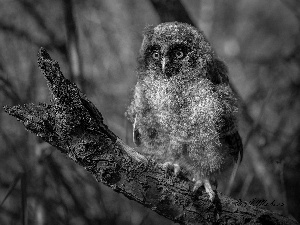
[126,22,243,201]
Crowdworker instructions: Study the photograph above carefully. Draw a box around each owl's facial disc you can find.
[144,42,194,79]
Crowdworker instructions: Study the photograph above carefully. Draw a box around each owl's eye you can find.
[169,44,189,60]
[152,51,160,60]
[175,50,184,59]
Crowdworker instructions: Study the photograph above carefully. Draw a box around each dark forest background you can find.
[0,0,300,224]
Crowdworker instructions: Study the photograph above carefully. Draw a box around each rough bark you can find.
[3,48,298,225]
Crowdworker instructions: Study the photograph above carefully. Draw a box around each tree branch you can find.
[3,48,298,225]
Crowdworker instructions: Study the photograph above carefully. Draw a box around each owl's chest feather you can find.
[142,76,224,136]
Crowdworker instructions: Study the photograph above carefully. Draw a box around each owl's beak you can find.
[161,57,167,73]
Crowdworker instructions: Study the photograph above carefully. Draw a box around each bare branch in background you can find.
[0,22,66,53]
[0,76,22,104]
[63,0,85,92]
[17,0,59,45]
[149,0,194,24]
[281,0,300,65]
[281,0,300,22]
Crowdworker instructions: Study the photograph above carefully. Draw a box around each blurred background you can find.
[0,0,299,224]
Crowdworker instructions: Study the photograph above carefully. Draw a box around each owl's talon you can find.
[162,162,181,176]
[193,180,203,191]
[173,163,180,176]
[193,179,215,201]
[162,161,173,169]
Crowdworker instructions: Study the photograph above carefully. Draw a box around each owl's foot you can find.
[193,178,216,201]
[162,162,181,176]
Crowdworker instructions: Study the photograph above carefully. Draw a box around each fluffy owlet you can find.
[126,22,243,200]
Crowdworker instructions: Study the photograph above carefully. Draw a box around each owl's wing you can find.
[220,117,243,163]
[206,58,229,85]
[209,60,243,163]
[224,131,243,163]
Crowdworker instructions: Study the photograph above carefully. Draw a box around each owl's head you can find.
[138,22,228,84]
